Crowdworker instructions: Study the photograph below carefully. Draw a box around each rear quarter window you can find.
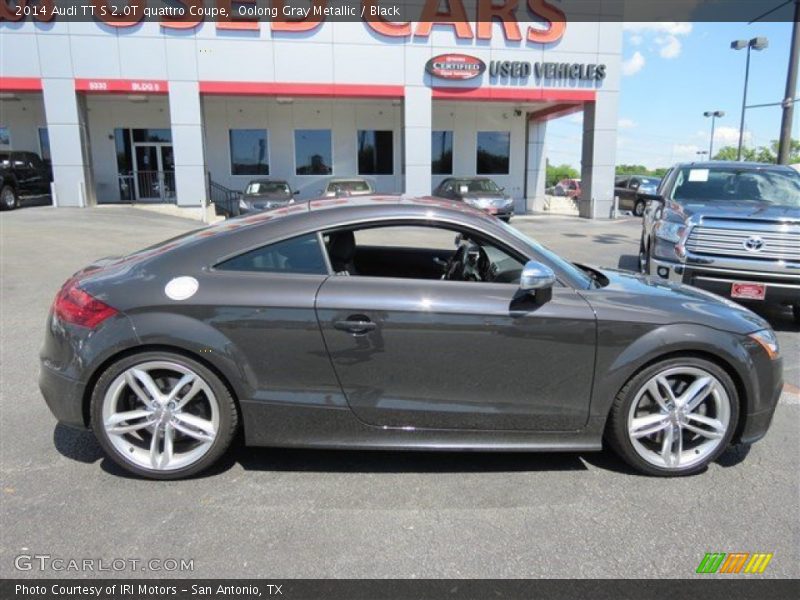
[216,233,328,275]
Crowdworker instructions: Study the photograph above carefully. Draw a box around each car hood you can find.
[580,266,770,335]
[674,200,800,223]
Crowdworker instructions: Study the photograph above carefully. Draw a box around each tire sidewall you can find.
[90,351,237,480]
[1,186,18,210]
[634,200,645,216]
[608,356,740,477]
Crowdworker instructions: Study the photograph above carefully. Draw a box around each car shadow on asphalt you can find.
[53,424,751,479]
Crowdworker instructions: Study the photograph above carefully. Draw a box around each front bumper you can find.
[650,258,800,305]
[39,363,88,430]
[482,206,514,219]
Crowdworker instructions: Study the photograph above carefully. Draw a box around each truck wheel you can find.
[634,199,645,217]
[1,185,18,210]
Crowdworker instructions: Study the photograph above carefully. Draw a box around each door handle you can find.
[334,316,377,335]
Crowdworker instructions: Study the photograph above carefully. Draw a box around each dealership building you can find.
[0,9,621,218]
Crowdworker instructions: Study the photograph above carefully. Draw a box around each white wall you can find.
[202,97,403,200]
[0,95,47,155]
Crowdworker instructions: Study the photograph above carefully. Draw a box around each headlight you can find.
[654,221,686,243]
[749,329,780,360]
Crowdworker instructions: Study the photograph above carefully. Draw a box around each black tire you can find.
[634,199,645,217]
[90,351,238,480]
[793,304,800,325]
[639,237,651,274]
[500,216,511,223]
[0,185,18,210]
[605,356,739,477]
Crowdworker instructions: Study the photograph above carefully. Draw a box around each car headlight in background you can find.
[748,329,780,360]
[654,221,687,243]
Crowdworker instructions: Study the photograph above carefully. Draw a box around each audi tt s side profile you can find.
[39,197,783,479]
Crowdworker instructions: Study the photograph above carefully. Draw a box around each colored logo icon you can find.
[696,552,773,574]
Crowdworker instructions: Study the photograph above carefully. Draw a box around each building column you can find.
[403,86,432,196]
[580,94,619,219]
[41,79,94,207]
[525,118,548,213]
[168,81,207,207]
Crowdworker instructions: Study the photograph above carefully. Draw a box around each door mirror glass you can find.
[520,261,556,292]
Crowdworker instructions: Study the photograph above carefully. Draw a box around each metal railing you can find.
[208,176,242,217]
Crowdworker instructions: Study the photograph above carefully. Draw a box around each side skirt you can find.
[240,401,603,452]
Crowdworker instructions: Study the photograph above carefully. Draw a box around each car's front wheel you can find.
[634,199,645,217]
[605,357,738,476]
[91,352,238,479]
[1,185,18,210]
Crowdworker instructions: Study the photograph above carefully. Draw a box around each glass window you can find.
[38,128,50,161]
[476,131,510,175]
[132,128,172,143]
[323,224,525,283]
[217,233,328,274]
[670,166,800,207]
[114,129,133,174]
[357,130,393,175]
[229,129,269,176]
[432,131,453,175]
[295,129,332,175]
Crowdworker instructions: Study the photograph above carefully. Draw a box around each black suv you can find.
[640,161,800,321]
[0,151,53,210]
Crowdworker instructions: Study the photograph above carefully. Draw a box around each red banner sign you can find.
[74,79,169,94]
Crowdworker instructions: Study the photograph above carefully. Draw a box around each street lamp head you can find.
[731,39,748,50]
[704,111,725,118]
[750,37,769,51]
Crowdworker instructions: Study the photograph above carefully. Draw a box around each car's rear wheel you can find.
[605,357,738,476]
[1,185,18,210]
[91,352,238,480]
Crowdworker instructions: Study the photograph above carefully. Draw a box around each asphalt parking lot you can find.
[1,206,798,579]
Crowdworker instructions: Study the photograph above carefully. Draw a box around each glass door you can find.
[134,145,160,201]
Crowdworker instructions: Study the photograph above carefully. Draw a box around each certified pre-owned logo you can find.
[743,235,766,252]
[696,552,773,574]
[425,54,486,80]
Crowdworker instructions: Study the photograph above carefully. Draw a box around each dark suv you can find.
[0,151,52,210]
[640,161,800,321]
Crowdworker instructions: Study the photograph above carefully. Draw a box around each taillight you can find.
[52,279,118,329]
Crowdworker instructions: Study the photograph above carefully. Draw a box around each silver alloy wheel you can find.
[627,366,731,470]
[101,361,220,471]
[1,187,16,209]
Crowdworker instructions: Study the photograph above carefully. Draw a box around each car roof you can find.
[674,160,796,173]
[248,178,288,184]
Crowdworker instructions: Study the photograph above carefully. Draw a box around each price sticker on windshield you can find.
[688,169,709,182]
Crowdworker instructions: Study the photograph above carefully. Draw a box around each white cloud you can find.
[623,22,693,36]
[713,126,752,146]
[623,22,692,61]
[618,118,637,129]
[672,144,702,162]
[659,35,682,59]
[622,51,646,76]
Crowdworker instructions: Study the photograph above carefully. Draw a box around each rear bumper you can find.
[39,363,87,430]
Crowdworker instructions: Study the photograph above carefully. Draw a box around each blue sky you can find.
[547,21,799,170]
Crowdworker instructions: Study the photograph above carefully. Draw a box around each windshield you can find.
[330,180,370,192]
[247,182,290,195]
[496,220,595,290]
[670,166,800,207]
[455,179,501,193]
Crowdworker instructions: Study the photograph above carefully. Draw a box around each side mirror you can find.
[520,261,556,292]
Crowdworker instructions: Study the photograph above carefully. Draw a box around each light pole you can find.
[703,110,725,157]
[731,37,769,161]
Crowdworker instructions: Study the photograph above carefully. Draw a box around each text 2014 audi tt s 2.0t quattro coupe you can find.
[39,197,783,479]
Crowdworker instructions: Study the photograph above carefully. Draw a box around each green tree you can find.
[713,138,800,164]
[546,162,579,187]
